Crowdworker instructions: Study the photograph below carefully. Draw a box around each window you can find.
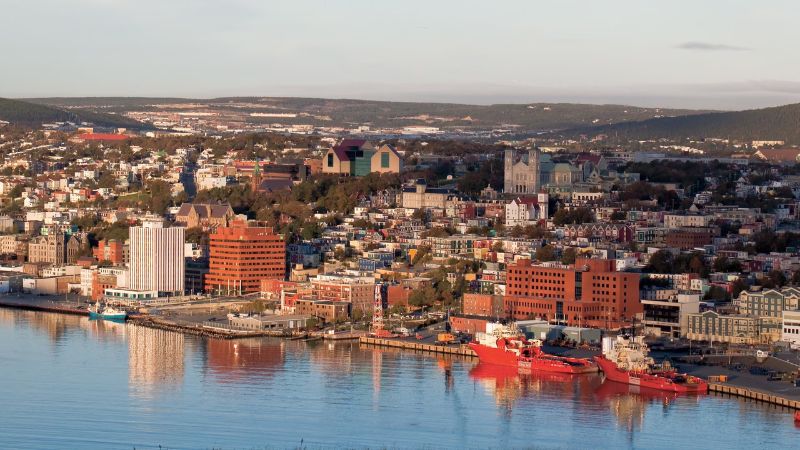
[381,152,390,168]
[327,153,334,167]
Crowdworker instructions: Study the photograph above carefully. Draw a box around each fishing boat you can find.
[594,335,707,393]
[88,302,127,321]
[469,323,597,374]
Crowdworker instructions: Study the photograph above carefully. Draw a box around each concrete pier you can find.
[360,336,477,357]
[708,382,800,409]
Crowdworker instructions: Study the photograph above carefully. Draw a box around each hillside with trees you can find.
[0,98,151,129]
[24,96,704,131]
[562,102,800,144]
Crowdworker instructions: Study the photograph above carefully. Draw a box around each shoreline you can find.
[3,301,799,411]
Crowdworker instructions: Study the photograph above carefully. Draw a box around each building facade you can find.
[27,233,82,265]
[504,258,641,329]
[129,220,185,295]
[505,195,549,228]
[686,311,761,344]
[204,221,285,295]
[322,140,401,176]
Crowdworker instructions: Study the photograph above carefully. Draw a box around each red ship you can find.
[469,323,597,374]
[595,335,707,393]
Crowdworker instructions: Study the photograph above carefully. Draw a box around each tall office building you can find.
[205,221,285,295]
[129,219,185,295]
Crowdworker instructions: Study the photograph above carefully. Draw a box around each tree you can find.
[704,286,730,302]
[409,286,436,308]
[535,245,555,262]
[731,279,748,299]
[147,180,173,215]
[610,211,626,221]
[301,221,323,240]
[552,207,593,226]
[411,245,431,267]
[561,247,577,265]
[185,227,209,246]
[8,184,25,199]
[688,255,707,276]
[646,250,673,273]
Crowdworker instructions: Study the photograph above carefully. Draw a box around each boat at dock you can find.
[469,323,597,374]
[594,335,707,393]
[88,302,127,321]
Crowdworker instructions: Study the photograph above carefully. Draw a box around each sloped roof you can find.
[176,203,233,219]
[754,148,800,162]
[331,139,368,162]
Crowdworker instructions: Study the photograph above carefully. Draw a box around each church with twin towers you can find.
[503,147,585,195]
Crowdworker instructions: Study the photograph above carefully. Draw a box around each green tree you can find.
[561,247,577,265]
[409,286,436,307]
[535,245,555,262]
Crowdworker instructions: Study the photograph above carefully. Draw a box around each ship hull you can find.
[594,356,707,393]
[89,311,127,321]
[469,343,597,374]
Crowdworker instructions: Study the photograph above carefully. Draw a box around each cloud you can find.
[676,41,750,51]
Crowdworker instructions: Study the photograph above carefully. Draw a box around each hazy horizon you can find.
[3,0,800,110]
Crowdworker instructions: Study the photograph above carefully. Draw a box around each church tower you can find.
[251,159,263,193]
[528,147,541,193]
[503,148,515,194]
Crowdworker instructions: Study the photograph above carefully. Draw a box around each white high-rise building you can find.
[129,219,185,295]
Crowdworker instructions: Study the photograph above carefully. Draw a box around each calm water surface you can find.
[0,309,798,449]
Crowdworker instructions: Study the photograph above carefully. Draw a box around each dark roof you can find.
[257,178,293,192]
[177,203,233,219]
[331,139,368,162]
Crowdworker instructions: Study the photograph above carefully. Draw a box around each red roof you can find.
[575,153,601,165]
[78,133,129,141]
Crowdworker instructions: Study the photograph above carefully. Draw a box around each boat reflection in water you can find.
[593,379,702,432]
[470,362,703,430]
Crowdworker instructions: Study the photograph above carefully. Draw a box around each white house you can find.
[505,194,549,228]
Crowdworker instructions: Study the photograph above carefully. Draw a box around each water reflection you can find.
[80,317,127,342]
[1,310,798,449]
[469,362,706,433]
[0,308,83,343]
[128,325,185,397]
[205,338,284,382]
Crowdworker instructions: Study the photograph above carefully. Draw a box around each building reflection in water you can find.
[205,338,284,382]
[0,309,83,343]
[128,325,185,397]
[469,362,693,433]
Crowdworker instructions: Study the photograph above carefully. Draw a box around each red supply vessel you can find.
[594,335,707,393]
[468,323,597,374]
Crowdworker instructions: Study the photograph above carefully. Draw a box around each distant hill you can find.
[563,103,800,144]
[0,98,151,130]
[24,96,706,131]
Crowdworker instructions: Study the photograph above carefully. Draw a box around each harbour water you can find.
[0,309,798,449]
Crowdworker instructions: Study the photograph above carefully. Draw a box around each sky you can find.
[2,0,799,110]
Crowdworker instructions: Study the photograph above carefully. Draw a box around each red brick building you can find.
[462,293,504,318]
[91,272,118,301]
[504,258,640,329]
[449,315,490,334]
[665,227,715,250]
[387,285,412,308]
[205,221,285,294]
[93,239,125,265]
